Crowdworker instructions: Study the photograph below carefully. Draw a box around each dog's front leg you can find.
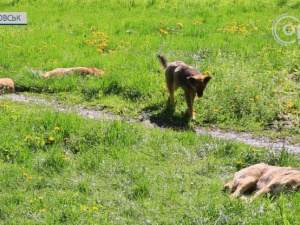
[224,180,234,193]
[185,91,196,119]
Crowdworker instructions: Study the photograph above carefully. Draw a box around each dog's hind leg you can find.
[249,186,272,202]
[166,82,178,106]
[231,177,258,198]
[165,68,178,105]
[168,89,175,105]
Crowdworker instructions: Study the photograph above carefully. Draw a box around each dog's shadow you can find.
[147,102,194,131]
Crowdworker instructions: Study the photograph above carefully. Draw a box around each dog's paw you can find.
[191,112,196,120]
[240,196,250,203]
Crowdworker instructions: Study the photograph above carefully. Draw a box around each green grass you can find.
[1,0,300,139]
[1,0,300,223]
[1,98,300,224]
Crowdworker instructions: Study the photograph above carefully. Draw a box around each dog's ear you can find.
[204,76,211,84]
[187,76,197,84]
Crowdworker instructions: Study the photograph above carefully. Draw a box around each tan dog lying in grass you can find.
[158,55,211,119]
[0,78,15,93]
[42,67,105,78]
[224,163,300,202]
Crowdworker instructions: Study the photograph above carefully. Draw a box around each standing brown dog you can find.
[158,55,211,119]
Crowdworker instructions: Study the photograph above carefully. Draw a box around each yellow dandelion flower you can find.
[84,39,91,44]
[41,208,47,213]
[177,22,184,28]
[287,101,293,108]
[193,21,203,25]
[34,136,40,140]
[108,49,116,54]
[213,108,219,112]
[255,95,260,100]
[80,205,87,211]
[92,206,99,210]
[258,122,263,126]
[54,126,60,131]
[23,172,28,177]
[159,28,168,35]
[236,160,242,165]
[61,155,70,160]
[49,136,55,142]
[204,70,211,76]
[269,103,274,107]
[25,136,31,141]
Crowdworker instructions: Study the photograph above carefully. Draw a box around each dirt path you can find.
[1,93,300,153]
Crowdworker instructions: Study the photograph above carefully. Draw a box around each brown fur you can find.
[0,78,15,93]
[42,67,105,79]
[158,55,211,119]
[224,163,300,202]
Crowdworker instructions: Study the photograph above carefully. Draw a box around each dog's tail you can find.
[157,54,167,69]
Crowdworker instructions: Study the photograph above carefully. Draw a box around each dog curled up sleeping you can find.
[158,55,211,119]
[0,78,15,93]
[224,163,300,202]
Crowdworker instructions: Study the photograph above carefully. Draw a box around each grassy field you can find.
[1,0,300,224]
[1,0,300,138]
[1,98,300,224]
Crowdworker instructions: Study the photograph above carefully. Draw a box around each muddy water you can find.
[1,94,300,153]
